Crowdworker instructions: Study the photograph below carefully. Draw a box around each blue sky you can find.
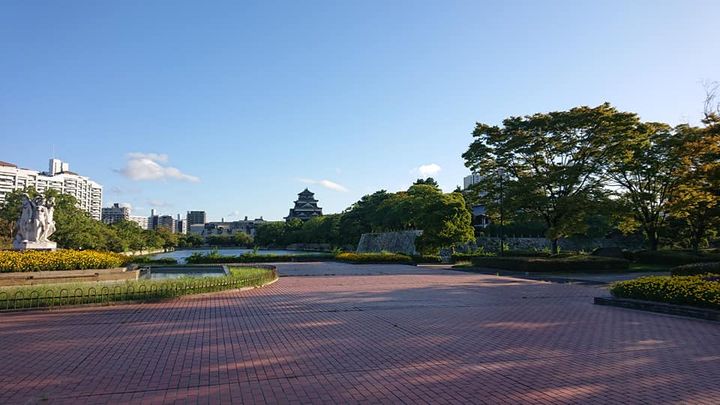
[1,1,719,221]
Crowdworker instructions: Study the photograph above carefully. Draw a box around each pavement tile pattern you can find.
[1,262,718,404]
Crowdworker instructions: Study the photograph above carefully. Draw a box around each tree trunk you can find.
[647,233,659,251]
[550,238,559,255]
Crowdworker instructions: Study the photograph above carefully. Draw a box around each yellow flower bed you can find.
[610,275,720,310]
[0,250,130,272]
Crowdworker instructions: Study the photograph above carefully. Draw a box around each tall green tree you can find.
[605,122,689,250]
[666,121,720,250]
[405,185,474,253]
[463,103,638,253]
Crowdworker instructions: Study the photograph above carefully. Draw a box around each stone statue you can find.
[13,194,57,251]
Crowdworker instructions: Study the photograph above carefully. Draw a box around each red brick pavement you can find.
[0,263,718,404]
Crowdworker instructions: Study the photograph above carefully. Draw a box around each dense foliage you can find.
[463,101,720,252]
[610,275,720,310]
[625,250,720,266]
[129,256,179,265]
[185,251,420,264]
[466,255,629,272]
[0,250,130,272]
[0,188,189,252]
[255,181,474,254]
[186,251,333,264]
[670,262,720,277]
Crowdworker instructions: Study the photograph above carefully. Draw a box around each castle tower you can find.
[284,188,323,222]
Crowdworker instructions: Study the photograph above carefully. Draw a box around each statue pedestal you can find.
[13,241,57,251]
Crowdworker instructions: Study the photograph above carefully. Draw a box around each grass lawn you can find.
[0,266,275,310]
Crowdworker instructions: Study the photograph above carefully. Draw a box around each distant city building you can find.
[471,205,491,229]
[0,159,103,220]
[189,224,205,235]
[175,214,186,234]
[190,216,267,238]
[462,172,492,230]
[463,173,483,190]
[186,210,206,226]
[129,215,149,230]
[148,209,160,231]
[102,203,131,224]
[285,189,322,222]
[157,215,176,232]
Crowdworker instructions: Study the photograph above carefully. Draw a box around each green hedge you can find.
[610,275,720,310]
[0,250,131,273]
[129,256,178,265]
[335,252,413,264]
[626,250,720,266]
[468,255,629,272]
[670,262,720,277]
[411,255,442,264]
[186,253,333,264]
[0,266,277,310]
[451,252,496,262]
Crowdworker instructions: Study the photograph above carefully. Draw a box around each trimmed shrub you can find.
[130,256,178,265]
[670,262,720,277]
[186,253,333,264]
[335,252,413,264]
[626,250,720,266]
[411,255,442,264]
[610,275,720,310]
[0,250,130,272]
[468,255,629,272]
[451,252,496,262]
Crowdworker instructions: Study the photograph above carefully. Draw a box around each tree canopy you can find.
[463,103,638,253]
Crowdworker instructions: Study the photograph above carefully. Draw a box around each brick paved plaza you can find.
[1,263,719,404]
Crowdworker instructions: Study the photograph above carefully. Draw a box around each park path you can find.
[0,263,718,404]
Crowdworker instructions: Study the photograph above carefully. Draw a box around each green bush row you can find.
[0,266,276,310]
[625,250,720,266]
[411,255,442,264]
[670,262,720,277]
[0,250,131,273]
[610,275,720,310]
[335,252,413,264]
[129,256,178,265]
[186,253,333,264]
[468,255,629,272]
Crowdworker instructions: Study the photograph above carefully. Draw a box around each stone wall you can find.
[356,231,423,255]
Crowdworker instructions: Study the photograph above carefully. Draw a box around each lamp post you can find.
[498,168,505,256]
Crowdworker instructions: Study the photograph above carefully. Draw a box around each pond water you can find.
[150,248,320,264]
[139,265,228,280]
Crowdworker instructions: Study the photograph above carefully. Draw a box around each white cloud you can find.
[227,210,241,218]
[118,202,133,209]
[119,152,199,182]
[299,178,349,192]
[416,163,442,177]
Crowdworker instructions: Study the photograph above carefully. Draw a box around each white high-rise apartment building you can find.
[0,159,103,220]
[129,216,149,230]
